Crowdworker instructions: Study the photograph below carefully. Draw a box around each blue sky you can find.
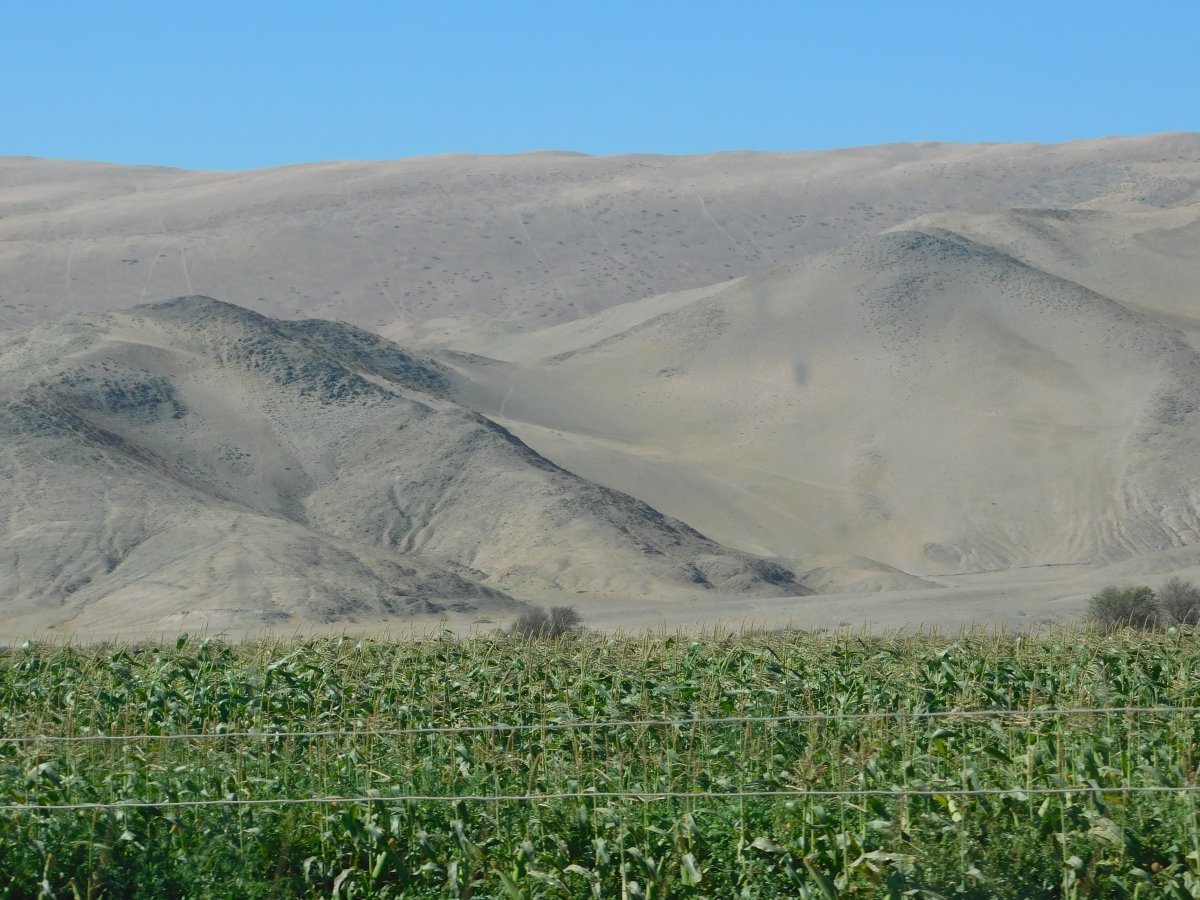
[2,1,1197,170]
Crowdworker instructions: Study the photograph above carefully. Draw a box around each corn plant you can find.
[2,628,1200,897]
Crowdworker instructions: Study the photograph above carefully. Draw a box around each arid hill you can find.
[4,134,1200,634]
[437,220,1200,591]
[2,133,1198,347]
[0,298,799,636]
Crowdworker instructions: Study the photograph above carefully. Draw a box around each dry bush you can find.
[1158,577,1200,626]
[1088,585,1160,631]
[549,606,581,635]
[509,605,582,639]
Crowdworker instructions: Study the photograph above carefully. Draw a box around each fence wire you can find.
[6,706,1199,813]
[3,705,1196,744]
[4,784,1200,813]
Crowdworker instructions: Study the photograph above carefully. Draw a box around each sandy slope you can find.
[2,133,1199,348]
[4,134,1200,636]
[437,225,1200,592]
[901,200,1200,337]
[0,298,801,638]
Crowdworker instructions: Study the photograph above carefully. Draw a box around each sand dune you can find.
[3,133,1199,349]
[901,200,1200,334]
[437,225,1200,587]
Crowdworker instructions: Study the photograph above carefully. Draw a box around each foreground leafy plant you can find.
[2,627,1200,897]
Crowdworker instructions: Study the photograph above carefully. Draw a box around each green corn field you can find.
[4,627,1200,899]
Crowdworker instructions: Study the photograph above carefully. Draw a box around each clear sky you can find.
[2,1,1197,171]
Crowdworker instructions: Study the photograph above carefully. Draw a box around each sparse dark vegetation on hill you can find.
[4,629,1200,898]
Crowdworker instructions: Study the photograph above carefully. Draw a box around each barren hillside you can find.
[2,133,1198,347]
[5,134,1200,634]
[437,224,1200,589]
[0,298,799,636]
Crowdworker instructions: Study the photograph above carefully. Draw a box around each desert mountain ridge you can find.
[0,297,802,638]
[3,132,1198,347]
[4,133,1200,635]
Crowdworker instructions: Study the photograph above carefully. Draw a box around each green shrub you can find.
[1088,584,1160,630]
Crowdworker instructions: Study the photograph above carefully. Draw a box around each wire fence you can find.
[6,706,1198,814]
[3,705,1196,744]
[4,784,1200,813]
